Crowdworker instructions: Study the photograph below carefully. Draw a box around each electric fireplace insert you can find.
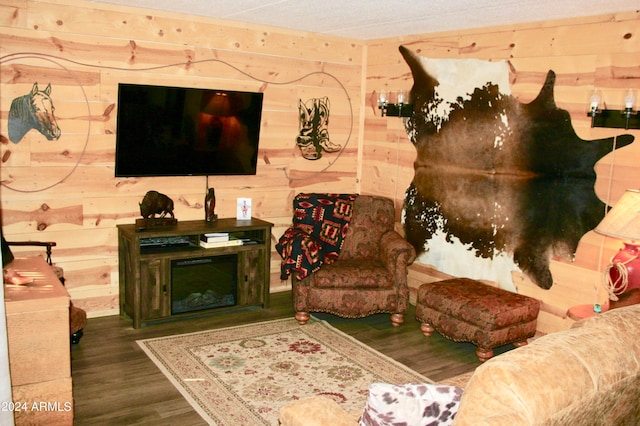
[171,254,238,314]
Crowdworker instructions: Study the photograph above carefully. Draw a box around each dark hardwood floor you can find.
[70,291,512,425]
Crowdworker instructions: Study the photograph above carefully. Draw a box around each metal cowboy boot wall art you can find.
[296,97,341,160]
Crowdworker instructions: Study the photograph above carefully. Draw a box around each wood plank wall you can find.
[2,0,639,334]
[362,11,640,333]
[0,0,363,315]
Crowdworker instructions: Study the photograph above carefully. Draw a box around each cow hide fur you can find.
[399,45,635,290]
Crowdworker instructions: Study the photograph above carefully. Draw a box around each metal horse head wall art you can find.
[8,82,61,143]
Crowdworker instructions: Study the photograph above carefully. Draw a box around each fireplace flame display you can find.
[171,255,238,314]
[173,289,235,314]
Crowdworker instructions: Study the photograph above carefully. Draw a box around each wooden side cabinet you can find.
[4,256,74,425]
[118,218,273,328]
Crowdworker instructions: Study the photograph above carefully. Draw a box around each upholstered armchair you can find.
[277,193,416,326]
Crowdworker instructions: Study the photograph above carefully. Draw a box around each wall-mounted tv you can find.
[115,83,264,177]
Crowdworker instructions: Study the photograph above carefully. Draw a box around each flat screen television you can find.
[115,83,264,177]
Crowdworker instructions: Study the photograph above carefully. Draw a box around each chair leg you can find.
[420,322,435,337]
[476,347,494,362]
[390,313,404,327]
[295,312,310,325]
[71,329,84,345]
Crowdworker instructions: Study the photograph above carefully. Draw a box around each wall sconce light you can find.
[587,89,639,130]
[377,90,413,117]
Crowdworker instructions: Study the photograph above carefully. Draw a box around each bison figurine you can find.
[139,191,175,219]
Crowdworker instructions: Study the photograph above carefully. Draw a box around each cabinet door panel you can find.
[238,249,265,306]
[140,259,170,320]
[119,235,136,318]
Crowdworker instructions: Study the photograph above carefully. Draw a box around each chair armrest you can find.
[379,231,416,274]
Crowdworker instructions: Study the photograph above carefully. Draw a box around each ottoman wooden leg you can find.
[390,313,404,327]
[513,340,528,348]
[476,347,494,362]
[295,311,310,325]
[420,322,435,337]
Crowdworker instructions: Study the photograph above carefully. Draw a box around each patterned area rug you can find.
[137,317,430,425]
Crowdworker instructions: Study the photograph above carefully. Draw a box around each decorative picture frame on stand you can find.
[237,198,252,220]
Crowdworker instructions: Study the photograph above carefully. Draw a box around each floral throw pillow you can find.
[359,382,463,426]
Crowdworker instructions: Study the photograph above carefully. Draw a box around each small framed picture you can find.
[237,198,252,220]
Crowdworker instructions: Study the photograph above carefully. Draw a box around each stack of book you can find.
[199,232,243,248]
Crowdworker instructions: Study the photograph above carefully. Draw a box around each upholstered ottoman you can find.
[416,278,540,362]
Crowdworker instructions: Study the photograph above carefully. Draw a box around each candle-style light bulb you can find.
[377,90,388,116]
[624,90,635,112]
[623,89,636,129]
[397,90,405,105]
[588,89,601,128]
[590,90,601,113]
[378,90,387,106]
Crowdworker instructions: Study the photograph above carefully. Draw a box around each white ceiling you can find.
[92,0,639,39]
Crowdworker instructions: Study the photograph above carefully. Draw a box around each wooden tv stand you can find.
[117,218,273,328]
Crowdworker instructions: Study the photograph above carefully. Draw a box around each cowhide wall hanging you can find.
[398,46,635,291]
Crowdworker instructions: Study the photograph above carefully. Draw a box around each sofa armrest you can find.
[279,396,359,426]
[379,231,416,276]
[455,304,640,425]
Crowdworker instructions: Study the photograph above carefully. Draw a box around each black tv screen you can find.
[115,83,263,177]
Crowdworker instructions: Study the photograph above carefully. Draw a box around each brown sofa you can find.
[279,304,640,425]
